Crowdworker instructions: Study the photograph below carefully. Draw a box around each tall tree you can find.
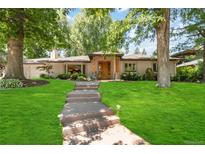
[134,47,141,54]
[126,9,171,87]
[0,9,70,79]
[68,9,112,56]
[68,8,131,56]
[156,9,170,87]
[173,9,205,82]
[142,48,147,55]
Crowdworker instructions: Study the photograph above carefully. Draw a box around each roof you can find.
[89,51,123,56]
[171,49,202,57]
[24,53,180,64]
[121,54,180,61]
[177,59,203,67]
[24,56,90,64]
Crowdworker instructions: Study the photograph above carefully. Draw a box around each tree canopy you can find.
[68,9,112,56]
[0,9,70,59]
[172,8,205,51]
[0,9,70,79]
[67,8,132,56]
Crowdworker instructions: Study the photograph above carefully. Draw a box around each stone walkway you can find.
[59,81,148,145]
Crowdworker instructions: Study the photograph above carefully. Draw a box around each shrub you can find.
[57,73,71,80]
[120,72,141,81]
[40,74,50,79]
[77,76,87,81]
[0,79,23,88]
[40,74,56,79]
[78,72,86,77]
[70,72,87,81]
[70,72,79,80]
[175,66,201,82]
[145,68,155,80]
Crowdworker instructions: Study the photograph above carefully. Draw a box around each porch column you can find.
[65,63,67,73]
[113,56,116,79]
[81,64,83,73]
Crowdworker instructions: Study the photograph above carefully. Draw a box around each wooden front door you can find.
[98,61,111,79]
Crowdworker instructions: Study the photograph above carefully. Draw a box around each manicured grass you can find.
[99,81,205,145]
[0,79,74,144]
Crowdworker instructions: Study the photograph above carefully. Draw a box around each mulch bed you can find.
[21,79,49,87]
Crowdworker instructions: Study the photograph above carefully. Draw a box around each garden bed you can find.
[21,79,49,87]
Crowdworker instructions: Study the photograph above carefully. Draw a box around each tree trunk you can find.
[156,8,171,88]
[4,9,25,79]
[202,43,205,82]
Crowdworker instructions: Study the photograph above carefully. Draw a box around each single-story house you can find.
[23,51,179,80]
[177,58,203,68]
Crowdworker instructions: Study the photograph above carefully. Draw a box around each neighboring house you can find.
[177,59,203,68]
[23,51,179,80]
[172,48,203,68]
[172,49,202,58]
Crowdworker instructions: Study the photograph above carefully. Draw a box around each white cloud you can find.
[128,29,135,38]
[66,15,74,22]
[117,8,129,12]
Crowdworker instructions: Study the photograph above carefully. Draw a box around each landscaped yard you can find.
[0,79,74,144]
[99,81,205,145]
[1,80,205,145]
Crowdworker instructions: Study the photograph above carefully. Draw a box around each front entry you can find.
[98,61,111,80]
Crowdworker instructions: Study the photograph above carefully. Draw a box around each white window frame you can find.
[124,62,137,72]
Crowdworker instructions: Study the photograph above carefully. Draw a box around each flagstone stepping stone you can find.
[67,96,101,103]
[60,102,115,124]
[75,81,99,86]
[62,115,120,137]
[63,124,148,145]
[75,81,99,90]
[67,90,100,98]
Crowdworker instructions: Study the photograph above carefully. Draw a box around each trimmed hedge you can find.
[0,79,23,88]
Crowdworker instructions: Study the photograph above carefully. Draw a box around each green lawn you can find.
[0,79,74,144]
[99,81,205,145]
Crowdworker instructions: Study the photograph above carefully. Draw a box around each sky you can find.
[68,9,184,55]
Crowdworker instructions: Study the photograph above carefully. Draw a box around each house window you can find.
[125,63,136,72]
[153,63,157,72]
[68,65,81,73]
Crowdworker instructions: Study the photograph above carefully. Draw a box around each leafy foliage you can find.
[57,73,71,80]
[145,68,155,80]
[120,72,142,81]
[171,8,205,81]
[68,9,112,55]
[0,9,70,59]
[0,79,23,88]
[171,9,205,52]
[70,72,79,80]
[40,74,56,79]
[67,8,132,55]
[124,9,165,49]
[0,64,5,77]
[174,64,203,82]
